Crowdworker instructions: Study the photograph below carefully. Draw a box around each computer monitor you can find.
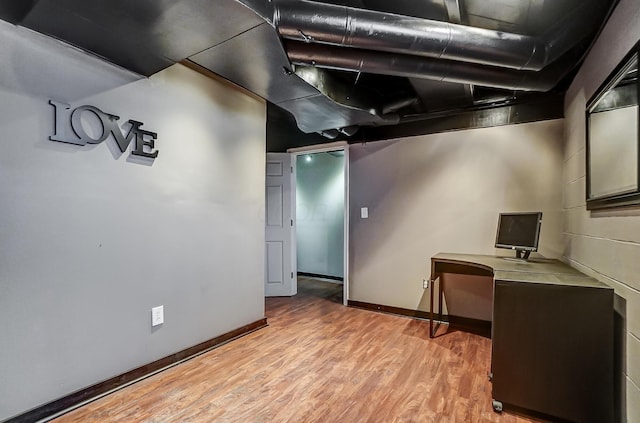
[495,212,542,260]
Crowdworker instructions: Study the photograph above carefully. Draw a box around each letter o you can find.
[71,106,109,144]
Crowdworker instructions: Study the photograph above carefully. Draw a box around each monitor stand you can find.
[503,249,531,263]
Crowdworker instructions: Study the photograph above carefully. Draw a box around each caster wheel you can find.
[492,400,503,413]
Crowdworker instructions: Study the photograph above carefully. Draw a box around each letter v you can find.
[107,118,143,153]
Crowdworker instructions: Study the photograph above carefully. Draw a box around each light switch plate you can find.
[151,305,164,326]
[361,207,369,219]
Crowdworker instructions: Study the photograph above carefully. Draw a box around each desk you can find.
[429,253,614,423]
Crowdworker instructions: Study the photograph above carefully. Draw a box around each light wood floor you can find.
[53,278,548,422]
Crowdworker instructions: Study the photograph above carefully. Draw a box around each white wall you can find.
[296,152,345,278]
[563,0,640,420]
[349,119,564,320]
[0,23,266,420]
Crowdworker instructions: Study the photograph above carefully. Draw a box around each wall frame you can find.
[586,41,640,210]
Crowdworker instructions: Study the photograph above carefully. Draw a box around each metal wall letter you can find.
[48,100,159,159]
[49,100,82,145]
[132,126,159,159]
[70,105,109,144]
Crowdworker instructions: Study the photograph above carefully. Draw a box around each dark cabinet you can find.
[491,279,614,423]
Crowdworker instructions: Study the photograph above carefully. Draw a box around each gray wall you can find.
[0,23,266,420]
[348,120,564,320]
[563,0,640,420]
[296,152,345,278]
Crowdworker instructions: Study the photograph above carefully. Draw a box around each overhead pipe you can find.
[382,97,418,115]
[274,0,549,71]
[285,41,563,92]
[338,126,359,136]
[318,129,340,139]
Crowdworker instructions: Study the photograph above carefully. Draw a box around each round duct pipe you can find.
[285,41,561,92]
[274,0,547,71]
[339,126,359,136]
[318,129,340,139]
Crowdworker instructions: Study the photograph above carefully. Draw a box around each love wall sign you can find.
[49,100,159,159]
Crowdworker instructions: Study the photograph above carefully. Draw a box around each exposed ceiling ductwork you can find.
[285,40,564,92]
[274,0,548,71]
[265,0,612,136]
[0,0,617,146]
[272,0,600,72]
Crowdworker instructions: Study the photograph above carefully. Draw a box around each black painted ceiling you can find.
[0,0,617,149]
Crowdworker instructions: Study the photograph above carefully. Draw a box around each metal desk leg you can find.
[438,274,444,330]
[429,276,434,337]
[429,273,441,337]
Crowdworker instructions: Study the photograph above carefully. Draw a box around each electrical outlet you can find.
[151,305,164,327]
[423,279,429,289]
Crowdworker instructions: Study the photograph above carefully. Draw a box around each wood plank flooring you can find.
[53,278,548,423]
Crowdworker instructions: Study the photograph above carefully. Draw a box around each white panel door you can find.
[265,153,296,297]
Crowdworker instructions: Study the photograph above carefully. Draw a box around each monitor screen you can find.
[495,212,542,253]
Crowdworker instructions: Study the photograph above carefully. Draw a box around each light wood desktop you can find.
[429,253,614,423]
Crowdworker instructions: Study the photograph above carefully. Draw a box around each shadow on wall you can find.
[0,21,141,103]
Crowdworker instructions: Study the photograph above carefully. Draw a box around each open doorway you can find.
[296,150,345,304]
[265,142,349,304]
[288,142,349,305]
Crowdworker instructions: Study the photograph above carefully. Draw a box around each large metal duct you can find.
[285,41,562,92]
[274,0,550,71]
